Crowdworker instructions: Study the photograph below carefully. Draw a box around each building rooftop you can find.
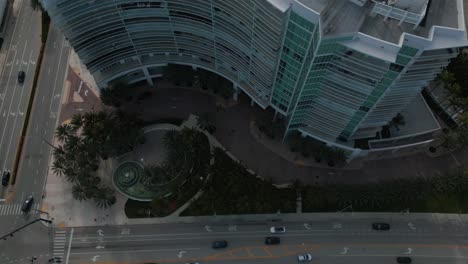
[269,0,465,45]
[368,93,440,149]
[322,0,463,44]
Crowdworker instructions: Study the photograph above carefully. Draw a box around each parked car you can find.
[397,257,412,263]
[372,223,390,230]
[270,226,286,233]
[265,237,280,245]
[185,262,200,264]
[1,170,10,186]
[18,71,25,83]
[211,240,228,249]
[297,254,312,262]
[21,196,34,212]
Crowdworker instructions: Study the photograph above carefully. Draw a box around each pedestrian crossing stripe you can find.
[0,203,40,215]
[53,229,68,260]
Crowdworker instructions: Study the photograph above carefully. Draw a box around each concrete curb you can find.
[64,212,468,227]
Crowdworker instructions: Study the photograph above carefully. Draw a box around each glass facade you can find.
[42,0,462,147]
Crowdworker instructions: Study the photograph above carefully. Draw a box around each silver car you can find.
[297,254,312,262]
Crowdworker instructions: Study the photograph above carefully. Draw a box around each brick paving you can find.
[58,66,104,124]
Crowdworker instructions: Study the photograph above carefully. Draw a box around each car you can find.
[21,196,34,212]
[1,170,10,186]
[265,237,280,245]
[185,262,200,264]
[270,226,286,233]
[372,223,390,230]
[297,254,312,262]
[397,257,412,263]
[211,240,227,249]
[18,71,25,83]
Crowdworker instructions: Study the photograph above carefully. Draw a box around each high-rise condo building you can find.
[41,0,468,153]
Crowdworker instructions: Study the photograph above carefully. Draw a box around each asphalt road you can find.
[0,20,70,263]
[12,17,70,204]
[36,217,468,264]
[0,1,70,263]
[0,0,41,199]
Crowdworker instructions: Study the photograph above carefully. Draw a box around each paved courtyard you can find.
[129,84,465,186]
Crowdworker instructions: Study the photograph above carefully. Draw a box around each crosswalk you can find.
[52,229,68,262]
[0,203,40,215]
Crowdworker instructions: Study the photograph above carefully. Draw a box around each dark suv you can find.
[397,257,412,263]
[1,170,10,186]
[265,237,280,245]
[212,240,228,249]
[21,196,34,212]
[372,223,390,230]
[18,71,25,83]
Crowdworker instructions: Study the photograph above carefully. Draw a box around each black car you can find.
[18,71,25,83]
[1,170,10,186]
[372,223,390,230]
[21,196,34,212]
[397,257,412,263]
[212,240,228,249]
[265,237,280,245]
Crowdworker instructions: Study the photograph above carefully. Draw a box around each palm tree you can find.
[70,113,84,131]
[436,69,455,87]
[72,183,87,201]
[51,160,67,177]
[389,113,405,131]
[52,145,66,160]
[64,135,83,153]
[93,187,117,209]
[63,167,80,183]
[55,123,75,142]
[30,0,44,11]
[197,113,216,133]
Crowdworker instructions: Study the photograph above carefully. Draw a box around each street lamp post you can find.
[0,218,52,241]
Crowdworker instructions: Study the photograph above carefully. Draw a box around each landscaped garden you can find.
[181,148,297,216]
[52,110,145,208]
[302,167,468,213]
[286,130,348,167]
[125,128,211,217]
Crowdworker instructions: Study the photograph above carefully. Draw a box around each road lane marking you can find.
[48,37,66,112]
[329,254,468,258]
[0,47,18,160]
[65,228,73,264]
[3,45,34,166]
[71,248,201,256]
[177,251,187,258]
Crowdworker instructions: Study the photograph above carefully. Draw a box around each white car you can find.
[297,254,312,262]
[270,226,286,233]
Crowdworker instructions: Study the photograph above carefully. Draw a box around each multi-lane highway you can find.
[0,0,70,262]
[0,0,41,200]
[13,13,70,204]
[33,217,468,264]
